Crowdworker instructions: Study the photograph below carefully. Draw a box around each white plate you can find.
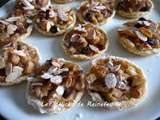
[0,0,160,120]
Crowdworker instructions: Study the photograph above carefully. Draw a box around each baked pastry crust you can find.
[118,17,160,56]
[86,56,147,110]
[53,0,73,4]
[34,6,76,36]
[0,16,33,46]
[0,41,40,86]
[77,0,115,25]
[11,0,49,17]
[27,58,84,114]
[62,23,109,60]
[117,0,154,19]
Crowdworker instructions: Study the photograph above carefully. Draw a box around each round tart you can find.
[0,41,40,86]
[27,58,84,114]
[34,6,76,36]
[0,16,33,47]
[62,23,109,60]
[118,17,160,56]
[86,56,147,110]
[77,0,115,25]
[53,0,73,4]
[117,0,154,19]
[12,0,49,17]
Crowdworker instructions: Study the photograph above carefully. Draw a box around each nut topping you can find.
[77,0,115,25]
[63,23,108,59]
[50,76,62,84]
[56,86,65,96]
[105,73,117,89]
[27,59,84,113]
[87,57,146,104]
[118,17,160,51]
[6,66,23,81]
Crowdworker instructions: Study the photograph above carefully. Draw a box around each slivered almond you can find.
[50,76,62,84]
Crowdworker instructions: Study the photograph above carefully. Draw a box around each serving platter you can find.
[0,0,160,120]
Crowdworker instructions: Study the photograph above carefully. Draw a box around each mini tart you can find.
[118,17,160,56]
[77,0,115,25]
[34,6,76,36]
[0,41,40,86]
[62,24,109,60]
[53,0,73,4]
[86,56,147,110]
[11,0,49,17]
[0,16,33,47]
[27,58,84,114]
[117,0,154,19]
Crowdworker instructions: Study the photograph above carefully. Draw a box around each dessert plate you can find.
[0,0,160,120]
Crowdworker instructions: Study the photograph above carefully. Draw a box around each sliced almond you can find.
[6,17,21,22]
[50,76,62,85]
[89,44,99,53]
[116,81,128,90]
[0,20,9,25]
[105,73,117,89]
[22,0,35,10]
[56,85,65,96]
[49,10,57,18]
[7,24,17,35]
[6,66,23,81]
[41,72,53,79]
[74,24,86,32]
[13,50,26,57]
[135,31,148,42]
[90,92,103,102]
[46,21,54,32]
[57,8,68,22]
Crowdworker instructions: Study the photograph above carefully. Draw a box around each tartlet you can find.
[11,0,49,17]
[0,41,40,86]
[62,23,109,60]
[117,0,154,19]
[118,17,160,56]
[86,56,147,110]
[0,16,33,46]
[53,0,73,4]
[77,0,115,25]
[34,6,76,36]
[27,58,84,114]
